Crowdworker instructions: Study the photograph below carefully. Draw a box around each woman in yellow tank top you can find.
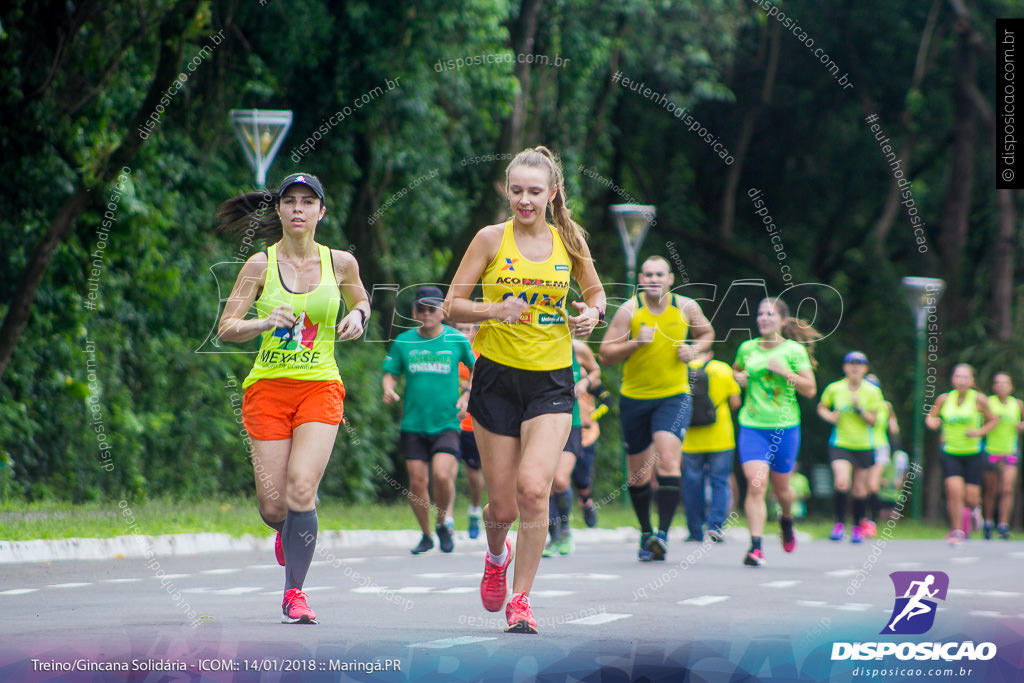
[982,372,1024,539]
[217,173,370,624]
[444,146,605,633]
[925,364,997,544]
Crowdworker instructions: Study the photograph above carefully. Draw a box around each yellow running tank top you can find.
[473,221,573,371]
[620,293,691,399]
[243,243,343,389]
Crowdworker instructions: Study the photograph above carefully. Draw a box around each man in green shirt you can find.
[383,286,475,554]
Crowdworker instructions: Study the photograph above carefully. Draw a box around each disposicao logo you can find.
[831,571,997,663]
[882,571,948,635]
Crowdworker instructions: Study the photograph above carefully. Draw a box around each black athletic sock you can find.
[259,509,284,534]
[750,536,762,551]
[869,493,882,521]
[628,482,654,535]
[852,497,868,525]
[554,489,573,533]
[833,490,848,525]
[548,496,559,540]
[282,509,318,591]
[655,475,681,534]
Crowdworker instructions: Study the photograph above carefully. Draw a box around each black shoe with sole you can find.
[411,534,434,554]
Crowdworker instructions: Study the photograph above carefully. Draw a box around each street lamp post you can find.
[229,109,293,188]
[901,276,945,520]
[610,204,657,289]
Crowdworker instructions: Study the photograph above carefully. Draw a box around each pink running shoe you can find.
[505,592,538,634]
[281,588,316,624]
[860,520,877,538]
[743,549,765,566]
[945,529,966,546]
[274,532,285,566]
[480,538,513,612]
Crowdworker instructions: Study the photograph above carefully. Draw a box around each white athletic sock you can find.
[468,506,482,516]
[488,545,509,565]
[444,515,455,527]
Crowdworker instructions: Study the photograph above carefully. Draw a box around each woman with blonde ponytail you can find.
[444,146,606,633]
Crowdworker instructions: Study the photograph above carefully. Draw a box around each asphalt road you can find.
[1,529,1022,682]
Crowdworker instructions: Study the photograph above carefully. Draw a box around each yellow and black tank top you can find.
[243,243,342,389]
[474,220,572,371]
[620,293,691,399]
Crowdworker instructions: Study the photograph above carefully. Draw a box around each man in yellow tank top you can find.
[600,255,713,561]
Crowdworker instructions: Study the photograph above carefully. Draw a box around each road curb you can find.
[0,525,806,564]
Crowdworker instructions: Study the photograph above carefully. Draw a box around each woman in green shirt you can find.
[733,297,819,567]
[982,372,1024,540]
[925,364,998,545]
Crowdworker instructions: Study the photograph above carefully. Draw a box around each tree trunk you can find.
[991,190,1016,340]
[0,0,202,380]
[720,19,779,240]
[442,0,543,285]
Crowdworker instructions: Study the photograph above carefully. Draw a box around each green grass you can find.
[0,495,952,542]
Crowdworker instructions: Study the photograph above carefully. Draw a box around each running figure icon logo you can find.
[881,571,949,635]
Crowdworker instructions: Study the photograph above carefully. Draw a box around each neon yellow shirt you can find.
[820,379,883,450]
[939,389,982,456]
[986,395,1021,455]
[243,244,342,389]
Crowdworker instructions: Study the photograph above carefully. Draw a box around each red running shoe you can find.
[281,588,316,624]
[505,592,538,633]
[780,517,796,553]
[274,532,285,566]
[480,538,513,612]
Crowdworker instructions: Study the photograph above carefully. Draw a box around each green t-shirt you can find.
[820,379,884,450]
[382,325,475,434]
[734,338,812,429]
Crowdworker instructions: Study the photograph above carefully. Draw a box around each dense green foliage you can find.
[1,0,1021,522]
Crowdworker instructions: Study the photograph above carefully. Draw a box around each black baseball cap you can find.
[278,173,325,201]
[414,286,444,308]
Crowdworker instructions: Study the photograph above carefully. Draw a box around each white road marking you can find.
[149,574,190,580]
[214,586,265,595]
[836,604,872,612]
[416,572,481,580]
[540,573,620,580]
[679,595,729,607]
[526,590,574,598]
[47,583,92,588]
[888,562,922,568]
[0,589,38,595]
[201,568,240,575]
[949,589,1023,598]
[825,569,859,577]
[434,587,477,594]
[968,611,1003,618]
[103,578,142,583]
[246,564,281,571]
[1009,551,1024,559]
[409,636,497,649]
[568,612,632,626]
[391,587,434,594]
[760,580,801,588]
[797,600,828,607]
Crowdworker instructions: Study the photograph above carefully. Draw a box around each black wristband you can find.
[356,308,368,326]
